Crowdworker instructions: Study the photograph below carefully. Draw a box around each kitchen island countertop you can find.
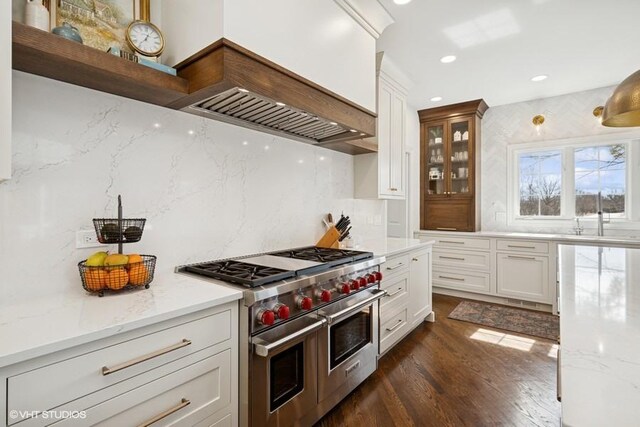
[0,271,242,368]
[559,244,640,426]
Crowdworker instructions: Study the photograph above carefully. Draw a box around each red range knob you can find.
[298,296,313,310]
[274,304,290,320]
[257,309,275,326]
[358,277,368,287]
[350,280,360,291]
[374,271,383,282]
[366,274,376,284]
[339,283,351,294]
[320,289,332,302]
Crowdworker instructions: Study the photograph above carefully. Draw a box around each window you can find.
[509,136,634,224]
[575,145,625,218]
[518,150,562,216]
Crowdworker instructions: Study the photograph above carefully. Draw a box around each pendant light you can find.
[602,69,640,127]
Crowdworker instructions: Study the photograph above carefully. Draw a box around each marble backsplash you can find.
[0,72,385,304]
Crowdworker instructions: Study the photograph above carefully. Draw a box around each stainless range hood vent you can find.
[187,88,351,143]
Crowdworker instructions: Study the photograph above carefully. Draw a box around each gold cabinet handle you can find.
[439,256,465,261]
[389,187,398,191]
[439,275,465,282]
[412,258,419,262]
[385,287,404,297]
[507,244,536,249]
[102,339,192,376]
[386,319,404,332]
[440,240,463,244]
[436,228,458,231]
[386,263,404,271]
[138,399,190,427]
[507,255,536,260]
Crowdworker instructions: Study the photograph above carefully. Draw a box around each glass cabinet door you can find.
[448,119,471,195]
[425,123,446,196]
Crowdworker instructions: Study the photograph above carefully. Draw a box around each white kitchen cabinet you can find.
[378,244,433,355]
[1,0,10,180]
[496,253,550,303]
[1,302,238,427]
[408,247,432,328]
[418,231,557,312]
[355,55,408,200]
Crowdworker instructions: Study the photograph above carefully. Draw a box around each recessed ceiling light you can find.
[430,96,443,102]
[394,0,412,4]
[264,145,270,150]
[242,141,248,146]
[188,130,195,135]
[531,75,548,82]
[440,55,457,63]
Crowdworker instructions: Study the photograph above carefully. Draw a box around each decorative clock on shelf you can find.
[125,20,165,62]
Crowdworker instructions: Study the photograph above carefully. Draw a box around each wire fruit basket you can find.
[79,195,157,296]
[93,218,146,244]
[78,255,157,297]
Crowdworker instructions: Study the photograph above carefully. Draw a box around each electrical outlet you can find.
[76,230,102,249]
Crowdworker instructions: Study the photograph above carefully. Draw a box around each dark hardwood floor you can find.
[316,294,560,427]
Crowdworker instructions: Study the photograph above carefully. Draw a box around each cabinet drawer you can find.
[497,239,549,254]
[380,308,409,354]
[433,236,491,251]
[59,349,232,426]
[433,248,490,271]
[433,269,491,293]
[380,271,409,317]
[8,310,232,422]
[381,253,410,276]
[496,254,550,303]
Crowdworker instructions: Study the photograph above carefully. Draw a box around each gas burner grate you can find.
[183,260,295,287]
[269,246,373,267]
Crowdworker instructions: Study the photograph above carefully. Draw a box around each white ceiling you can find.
[377,0,640,109]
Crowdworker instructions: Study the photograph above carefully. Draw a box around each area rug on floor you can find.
[448,300,559,341]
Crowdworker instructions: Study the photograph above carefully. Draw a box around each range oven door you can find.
[317,288,386,402]
[250,314,326,427]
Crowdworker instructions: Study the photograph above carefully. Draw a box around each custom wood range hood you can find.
[169,39,378,154]
[11,23,377,155]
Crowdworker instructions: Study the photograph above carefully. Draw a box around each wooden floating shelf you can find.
[11,22,377,155]
[12,22,189,106]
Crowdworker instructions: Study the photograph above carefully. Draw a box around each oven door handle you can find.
[320,289,387,325]
[253,318,327,357]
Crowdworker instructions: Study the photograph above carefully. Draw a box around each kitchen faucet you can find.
[596,192,609,237]
[573,218,584,235]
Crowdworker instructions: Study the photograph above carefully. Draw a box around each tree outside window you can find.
[519,151,562,216]
[575,144,625,217]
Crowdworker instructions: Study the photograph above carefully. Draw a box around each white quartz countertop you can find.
[558,244,640,426]
[415,229,640,247]
[0,271,242,368]
[358,237,434,258]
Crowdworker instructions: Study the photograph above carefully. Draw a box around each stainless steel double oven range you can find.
[180,246,386,426]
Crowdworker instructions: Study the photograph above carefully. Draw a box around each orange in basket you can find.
[129,264,149,285]
[107,268,129,290]
[84,269,107,291]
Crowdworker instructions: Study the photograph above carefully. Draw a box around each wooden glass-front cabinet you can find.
[419,100,488,231]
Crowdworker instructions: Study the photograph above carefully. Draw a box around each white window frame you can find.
[507,132,640,231]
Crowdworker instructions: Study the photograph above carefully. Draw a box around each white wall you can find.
[1,72,385,304]
[0,1,10,180]
[481,85,636,234]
